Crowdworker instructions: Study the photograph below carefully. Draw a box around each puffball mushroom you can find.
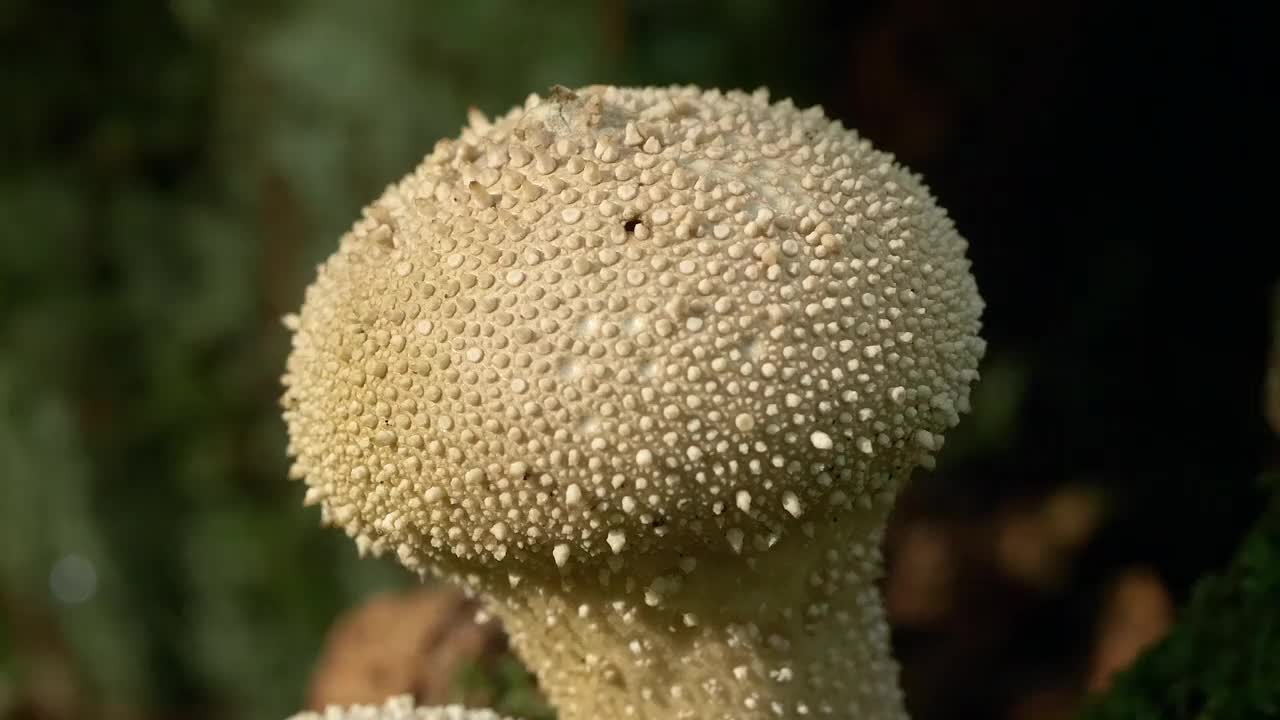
[282,85,985,719]
[288,696,510,720]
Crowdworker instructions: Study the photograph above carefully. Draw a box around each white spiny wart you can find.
[287,696,510,720]
[282,85,985,719]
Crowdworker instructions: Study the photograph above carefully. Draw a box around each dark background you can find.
[1,1,1274,719]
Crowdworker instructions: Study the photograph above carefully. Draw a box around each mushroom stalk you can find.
[484,506,904,719]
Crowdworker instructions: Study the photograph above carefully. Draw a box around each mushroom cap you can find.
[282,85,984,578]
[287,696,510,720]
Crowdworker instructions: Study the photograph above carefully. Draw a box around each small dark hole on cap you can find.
[623,218,641,233]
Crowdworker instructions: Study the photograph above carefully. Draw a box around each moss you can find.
[1083,474,1280,720]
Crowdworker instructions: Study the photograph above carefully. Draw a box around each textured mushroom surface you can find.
[288,695,509,720]
[283,85,985,719]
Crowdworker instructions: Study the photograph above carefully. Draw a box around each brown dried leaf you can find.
[307,586,507,711]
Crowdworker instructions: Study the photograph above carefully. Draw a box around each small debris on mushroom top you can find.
[281,84,985,582]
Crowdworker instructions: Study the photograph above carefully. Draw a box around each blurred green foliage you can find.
[455,657,555,720]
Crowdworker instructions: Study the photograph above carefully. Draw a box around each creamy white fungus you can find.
[287,696,509,720]
[283,85,985,720]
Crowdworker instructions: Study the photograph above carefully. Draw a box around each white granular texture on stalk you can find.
[287,696,509,720]
[283,85,985,720]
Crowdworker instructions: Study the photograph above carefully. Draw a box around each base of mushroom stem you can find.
[484,518,909,720]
